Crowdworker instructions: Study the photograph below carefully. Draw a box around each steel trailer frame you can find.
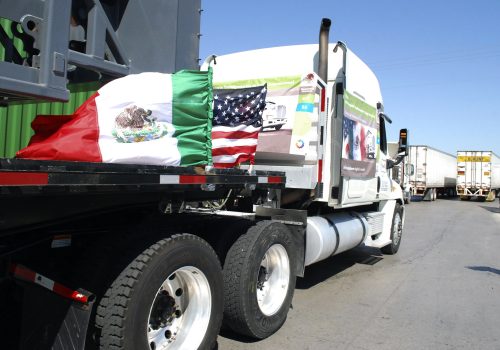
[0,0,202,102]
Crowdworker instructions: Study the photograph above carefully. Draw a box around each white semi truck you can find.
[407,145,456,201]
[456,151,500,201]
[0,4,408,349]
[203,20,408,339]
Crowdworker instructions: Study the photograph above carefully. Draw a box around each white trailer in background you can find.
[408,145,456,201]
[388,142,413,203]
[456,151,500,201]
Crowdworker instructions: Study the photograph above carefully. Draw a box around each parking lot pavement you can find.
[217,199,500,350]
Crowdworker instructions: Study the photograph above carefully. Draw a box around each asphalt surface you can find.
[216,198,500,350]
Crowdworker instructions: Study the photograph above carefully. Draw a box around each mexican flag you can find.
[16,70,213,166]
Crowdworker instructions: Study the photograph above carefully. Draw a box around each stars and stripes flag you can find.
[212,84,267,168]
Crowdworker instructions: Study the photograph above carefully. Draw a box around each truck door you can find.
[341,110,393,204]
[376,115,392,199]
[339,91,379,205]
[335,48,385,206]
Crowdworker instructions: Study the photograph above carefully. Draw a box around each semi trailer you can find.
[408,145,456,201]
[456,151,500,201]
[0,1,408,349]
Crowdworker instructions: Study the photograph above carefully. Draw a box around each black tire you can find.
[381,203,403,255]
[212,218,255,266]
[274,125,283,131]
[223,221,297,339]
[70,231,150,348]
[99,234,223,350]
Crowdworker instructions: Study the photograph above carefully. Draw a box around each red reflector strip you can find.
[9,263,36,281]
[267,176,283,184]
[0,172,49,185]
[179,175,207,184]
[318,159,323,183]
[320,88,326,112]
[258,176,283,184]
[10,264,90,304]
[52,283,89,303]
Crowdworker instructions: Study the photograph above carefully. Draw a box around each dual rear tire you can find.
[98,234,223,350]
[222,221,297,339]
[94,222,296,349]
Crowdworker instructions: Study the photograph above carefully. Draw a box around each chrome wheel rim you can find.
[256,244,290,316]
[147,266,211,350]
[392,212,403,246]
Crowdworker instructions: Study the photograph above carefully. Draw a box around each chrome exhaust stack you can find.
[318,18,331,82]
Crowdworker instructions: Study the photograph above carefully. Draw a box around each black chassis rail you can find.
[0,158,284,192]
[0,158,285,238]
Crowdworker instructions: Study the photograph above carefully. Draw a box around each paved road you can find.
[217,198,500,350]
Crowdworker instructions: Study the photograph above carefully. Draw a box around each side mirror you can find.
[387,129,409,170]
[405,163,415,176]
[398,128,409,156]
[391,165,400,181]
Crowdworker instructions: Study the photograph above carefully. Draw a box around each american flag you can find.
[212,84,267,168]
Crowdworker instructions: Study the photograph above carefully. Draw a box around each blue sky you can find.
[200,0,500,156]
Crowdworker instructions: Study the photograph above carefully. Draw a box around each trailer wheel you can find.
[98,234,223,350]
[223,221,297,339]
[381,203,403,255]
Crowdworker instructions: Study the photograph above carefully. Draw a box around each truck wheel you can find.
[223,221,297,339]
[99,234,223,350]
[381,203,403,255]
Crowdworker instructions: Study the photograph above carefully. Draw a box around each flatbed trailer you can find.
[0,158,284,236]
[0,158,292,350]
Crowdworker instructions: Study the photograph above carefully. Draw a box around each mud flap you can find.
[20,284,94,350]
[423,188,433,201]
[486,190,496,202]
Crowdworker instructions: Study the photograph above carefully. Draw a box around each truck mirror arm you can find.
[379,113,392,124]
[387,154,405,169]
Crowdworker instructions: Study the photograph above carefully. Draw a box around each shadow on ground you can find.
[296,246,384,290]
[466,266,500,275]
[479,205,500,213]
[218,327,261,345]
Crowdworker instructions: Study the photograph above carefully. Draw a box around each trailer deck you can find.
[0,158,284,240]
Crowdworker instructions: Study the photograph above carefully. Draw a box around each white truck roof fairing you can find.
[344,49,383,108]
[203,44,383,107]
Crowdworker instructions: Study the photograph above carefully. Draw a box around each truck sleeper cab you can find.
[203,18,408,338]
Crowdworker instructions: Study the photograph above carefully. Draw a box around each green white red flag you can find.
[17,70,213,166]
